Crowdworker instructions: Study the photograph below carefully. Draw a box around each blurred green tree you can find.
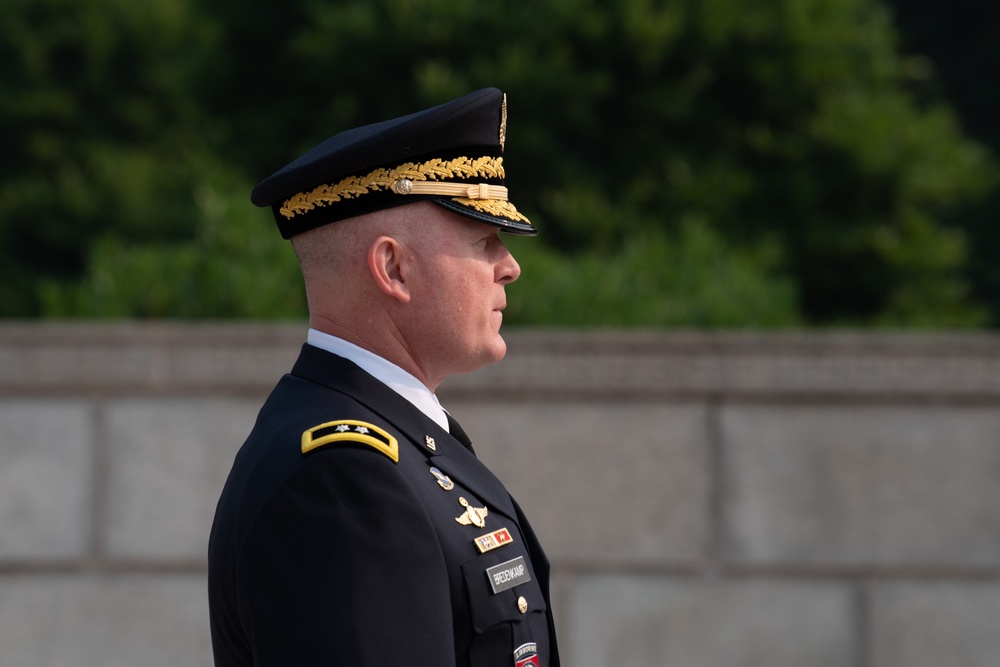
[3,0,996,326]
[39,173,305,317]
[882,0,1000,323]
[0,0,216,313]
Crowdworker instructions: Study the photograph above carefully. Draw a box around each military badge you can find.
[513,642,539,667]
[499,94,508,151]
[454,496,488,528]
[300,419,398,462]
[474,527,513,553]
[429,466,455,490]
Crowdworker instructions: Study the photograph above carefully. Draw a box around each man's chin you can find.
[490,332,508,362]
[458,337,507,375]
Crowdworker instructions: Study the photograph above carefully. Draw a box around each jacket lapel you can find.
[290,344,519,522]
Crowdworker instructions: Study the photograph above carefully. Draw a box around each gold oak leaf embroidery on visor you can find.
[280,156,506,220]
[452,197,529,223]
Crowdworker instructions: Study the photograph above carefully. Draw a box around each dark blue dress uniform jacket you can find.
[208,344,559,666]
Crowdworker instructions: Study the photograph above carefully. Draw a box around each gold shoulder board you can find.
[301,419,399,463]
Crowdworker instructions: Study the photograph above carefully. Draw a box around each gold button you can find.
[518,596,528,614]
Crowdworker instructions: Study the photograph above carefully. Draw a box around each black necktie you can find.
[446,412,476,455]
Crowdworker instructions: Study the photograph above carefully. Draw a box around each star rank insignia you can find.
[300,419,398,463]
[455,496,488,528]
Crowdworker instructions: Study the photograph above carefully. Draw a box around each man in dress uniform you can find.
[208,88,559,667]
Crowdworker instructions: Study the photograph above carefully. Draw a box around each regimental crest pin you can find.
[455,496,488,528]
[429,466,454,491]
[424,435,437,451]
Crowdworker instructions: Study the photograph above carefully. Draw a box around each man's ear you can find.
[367,236,411,304]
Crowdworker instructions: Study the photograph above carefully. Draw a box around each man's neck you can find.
[306,327,449,431]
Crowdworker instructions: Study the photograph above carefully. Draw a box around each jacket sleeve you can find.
[236,446,455,665]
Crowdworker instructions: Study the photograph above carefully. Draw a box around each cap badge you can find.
[499,94,507,151]
[429,466,454,490]
[455,496,488,528]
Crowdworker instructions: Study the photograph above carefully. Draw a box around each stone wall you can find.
[2,322,999,666]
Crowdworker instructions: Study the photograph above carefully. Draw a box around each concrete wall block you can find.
[106,399,260,560]
[456,402,710,565]
[569,575,856,667]
[721,405,1000,567]
[0,401,92,561]
[870,581,1000,667]
[162,345,300,388]
[0,345,155,388]
[0,574,211,667]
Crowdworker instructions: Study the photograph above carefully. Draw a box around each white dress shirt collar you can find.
[306,328,449,432]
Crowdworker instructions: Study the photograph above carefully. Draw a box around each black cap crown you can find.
[251,88,535,239]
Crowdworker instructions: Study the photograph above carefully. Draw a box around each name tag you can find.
[485,556,532,594]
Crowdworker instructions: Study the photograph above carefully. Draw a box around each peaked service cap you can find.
[251,88,536,239]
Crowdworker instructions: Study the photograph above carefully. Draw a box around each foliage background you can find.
[2,0,998,327]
